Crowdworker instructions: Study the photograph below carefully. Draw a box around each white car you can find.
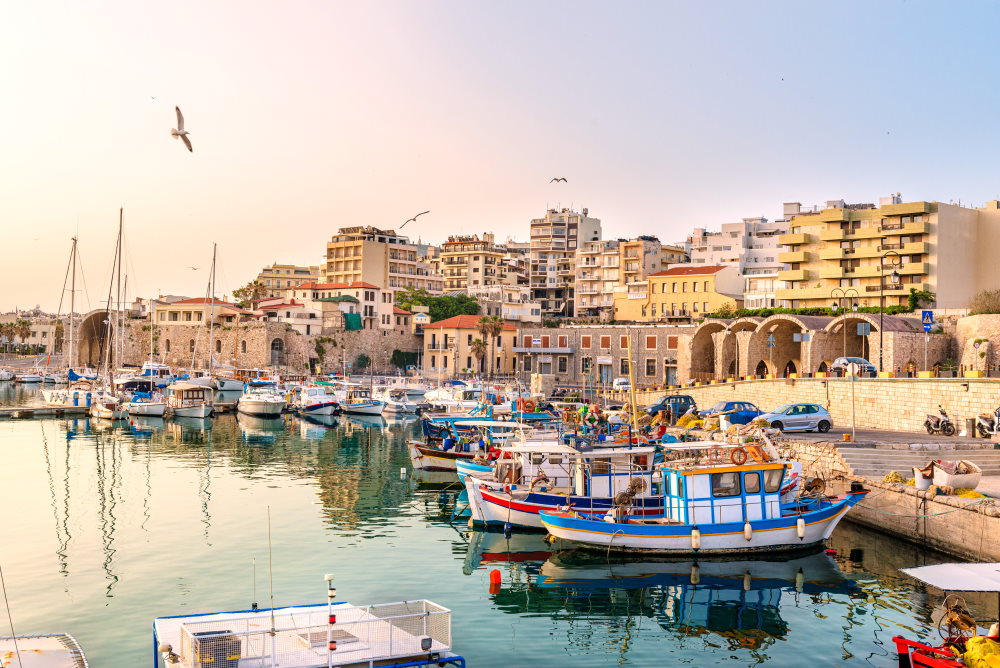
[612,377,631,390]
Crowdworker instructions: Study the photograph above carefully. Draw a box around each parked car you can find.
[612,377,631,390]
[644,394,697,418]
[699,401,763,425]
[830,357,877,375]
[759,403,833,432]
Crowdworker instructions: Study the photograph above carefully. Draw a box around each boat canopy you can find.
[901,563,1000,592]
[454,420,524,428]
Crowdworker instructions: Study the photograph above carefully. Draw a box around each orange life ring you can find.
[523,400,536,413]
[730,447,748,466]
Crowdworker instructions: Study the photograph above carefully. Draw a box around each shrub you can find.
[969,289,1000,315]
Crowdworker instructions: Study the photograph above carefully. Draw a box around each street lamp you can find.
[831,288,860,359]
[878,250,902,373]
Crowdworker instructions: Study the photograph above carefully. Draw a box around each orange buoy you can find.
[489,569,501,585]
[489,581,501,595]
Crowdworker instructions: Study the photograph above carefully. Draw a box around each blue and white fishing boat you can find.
[539,457,869,555]
[340,388,385,416]
[295,384,340,416]
[152,577,465,668]
[124,390,167,417]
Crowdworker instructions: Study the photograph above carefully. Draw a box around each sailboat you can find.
[187,244,243,392]
[89,211,127,420]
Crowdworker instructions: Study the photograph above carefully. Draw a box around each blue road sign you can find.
[922,310,933,333]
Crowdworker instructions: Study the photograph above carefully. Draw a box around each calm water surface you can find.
[0,386,980,666]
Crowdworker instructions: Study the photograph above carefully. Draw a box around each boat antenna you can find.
[0,562,23,666]
[267,506,277,665]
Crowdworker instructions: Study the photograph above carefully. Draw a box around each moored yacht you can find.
[237,381,286,417]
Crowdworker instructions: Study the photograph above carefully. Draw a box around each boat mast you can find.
[69,237,77,370]
[208,243,217,375]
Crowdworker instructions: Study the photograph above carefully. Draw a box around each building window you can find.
[241,340,247,353]
[557,356,567,373]
[196,312,203,321]
[431,355,436,368]
[189,339,195,352]
[668,336,678,349]
[693,303,699,312]
[165,340,171,352]
[581,356,592,372]
[557,335,567,347]
[159,312,165,321]
[523,335,532,347]
[581,335,591,348]
[600,336,611,349]
[620,358,629,375]
[645,335,656,350]
[215,340,222,353]
[619,335,628,348]
[645,358,656,376]
[693,282,700,292]
[672,282,678,292]
[523,356,532,371]
[704,281,709,292]
[467,334,473,345]
[704,302,709,312]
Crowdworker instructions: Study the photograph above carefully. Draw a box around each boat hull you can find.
[126,402,167,416]
[42,388,93,407]
[342,401,385,415]
[299,401,339,415]
[172,404,213,418]
[539,492,867,555]
[408,442,476,472]
[237,399,285,417]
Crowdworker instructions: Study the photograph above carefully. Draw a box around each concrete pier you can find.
[0,406,89,419]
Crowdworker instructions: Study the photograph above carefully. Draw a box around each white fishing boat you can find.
[296,384,340,415]
[0,633,90,667]
[152,578,464,668]
[166,382,214,418]
[185,369,219,390]
[213,375,244,391]
[41,383,94,408]
[14,372,43,383]
[0,368,13,381]
[340,388,385,416]
[237,381,286,418]
[124,390,168,417]
[378,387,420,414]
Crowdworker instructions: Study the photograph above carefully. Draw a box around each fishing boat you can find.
[153,594,465,668]
[14,371,43,383]
[340,388,385,416]
[539,456,869,555]
[295,384,340,416]
[41,382,95,408]
[124,390,167,416]
[237,381,286,418]
[0,633,90,667]
[893,562,1000,668]
[0,368,13,381]
[378,387,420,414]
[166,382,214,418]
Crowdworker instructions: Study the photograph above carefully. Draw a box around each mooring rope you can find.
[857,497,994,519]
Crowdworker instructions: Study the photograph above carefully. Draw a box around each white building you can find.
[529,208,602,317]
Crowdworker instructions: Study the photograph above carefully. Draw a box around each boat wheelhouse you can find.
[340,388,385,416]
[167,382,214,418]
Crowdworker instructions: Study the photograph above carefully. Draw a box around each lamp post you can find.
[830,288,860,359]
[878,250,902,373]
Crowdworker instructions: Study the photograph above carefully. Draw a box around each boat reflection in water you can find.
[473,530,856,653]
[126,415,165,438]
[236,413,286,444]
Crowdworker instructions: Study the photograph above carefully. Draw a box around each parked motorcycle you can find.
[976,407,1000,439]
[924,406,956,436]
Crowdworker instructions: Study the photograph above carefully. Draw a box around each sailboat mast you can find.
[115,209,123,372]
[208,244,217,374]
[69,237,77,371]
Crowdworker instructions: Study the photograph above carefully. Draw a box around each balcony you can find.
[880,202,931,217]
[878,241,928,254]
[818,248,852,260]
[819,229,846,241]
[777,269,808,281]
[817,267,846,279]
[778,232,811,246]
[815,209,848,222]
[778,250,809,263]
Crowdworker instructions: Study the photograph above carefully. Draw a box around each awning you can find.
[901,563,1000,592]
[343,312,363,331]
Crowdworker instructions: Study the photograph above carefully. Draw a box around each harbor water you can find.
[0,387,982,666]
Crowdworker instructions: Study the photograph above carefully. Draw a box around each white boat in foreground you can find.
[0,633,89,667]
[153,595,464,668]
[166,382,214,418]
[237,382,286,417]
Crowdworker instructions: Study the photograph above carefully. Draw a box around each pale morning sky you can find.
[3,0,999,312]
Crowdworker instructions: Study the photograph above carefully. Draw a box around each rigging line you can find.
[0,561,22,665]
[56,240,73,317]
[75,247,93,313]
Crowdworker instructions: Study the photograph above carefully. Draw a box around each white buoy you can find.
[691,527,701,550]
[796,517,806,540]
[743,571,752,591]
[690,564,700,585]
[400,467,406,478]
[743,522,753,541]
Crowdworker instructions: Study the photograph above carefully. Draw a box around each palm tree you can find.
[477,315,505,380]
[0,323,11,356]
[470,338,487,376]
[14,319,32,353]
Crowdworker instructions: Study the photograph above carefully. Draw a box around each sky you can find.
[3,0,1000,312]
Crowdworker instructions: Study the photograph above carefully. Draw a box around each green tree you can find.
[395,286,432,312]
[470,338,487,374]
[907,288,936,311]
[355,353,371,369]
[396,287,480,322]
[477,315,504,379]
[0,323,11,354]
[232,280,269,309]
[14,320,31,351]
[390,349,417,369]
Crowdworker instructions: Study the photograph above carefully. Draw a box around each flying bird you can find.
[550,177,568,183]
[171,106,193,152]
[188,266,200,270]
[401,211,430,228]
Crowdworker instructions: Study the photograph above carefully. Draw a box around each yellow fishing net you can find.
[964,636,1000,668]
[883,471,906,483]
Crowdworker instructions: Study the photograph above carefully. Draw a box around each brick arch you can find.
[746,314,829,378]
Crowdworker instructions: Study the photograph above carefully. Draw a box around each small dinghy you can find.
[0,633,89,667]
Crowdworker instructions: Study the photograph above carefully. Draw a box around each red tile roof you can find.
[424,315,517,330]
[167,297,256,315]
[290,281,381,290]
[650,265,728,277]
[393,307,411,315]
[258,301,305,310]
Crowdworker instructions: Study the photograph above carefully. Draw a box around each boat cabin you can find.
[494,443,659,498]
[138,362,174,381]
[661,462,787,525]
[167,382,211,406]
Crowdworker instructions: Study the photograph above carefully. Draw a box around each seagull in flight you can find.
[401,211,430,228]
[171,106,193,152]
[550,177,567,183]
[188,266,200,270]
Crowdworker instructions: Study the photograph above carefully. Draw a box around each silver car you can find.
[760,403,833,433]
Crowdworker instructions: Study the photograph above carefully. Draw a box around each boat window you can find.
[632,455,649,470]
[549,455,563,465]
[591,458,611,475]
[711,472,741,497]
[529,453,544,465]
[744,472,760,494]
[764,468,783,493]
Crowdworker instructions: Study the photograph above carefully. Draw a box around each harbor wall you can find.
[628,377,1000,433]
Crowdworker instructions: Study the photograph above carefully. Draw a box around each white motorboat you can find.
[237,381,286,417]
[114,361,177,388]
[0,633,90,667]
[166,382,214,418]
[340,388,386,415]
[0,368,13,381]
[124,390,168,417]
[296,384,340,415]
[42,384,94,408]
[185,370,219,390]
[89,392,127,420]
[14,372,43,383]
[378,387,420,413]
[213,374,244,391]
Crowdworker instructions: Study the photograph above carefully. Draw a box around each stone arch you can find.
[270,337,285,366]
[689,320,729,381]
[719,317,761,379]
[754,360,770,376]
[822,313,881,364]
[747,314,831,378]
[76,309,115,368]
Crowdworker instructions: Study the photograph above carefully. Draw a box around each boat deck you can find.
[0,633,89,667]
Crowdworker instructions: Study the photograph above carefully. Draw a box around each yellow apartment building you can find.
[612,265,743,322]
[437,233,525,291]
[324,227,443,296]
[776,197,1000,308]
[574,237,687,318]
[256,263,321,297]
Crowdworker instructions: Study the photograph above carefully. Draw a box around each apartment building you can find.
[282,281,393,331]
[154,298,256,326]
[324,227,444,297]
[612,265,743,322]
[436,233,525,291]
[256,263,321,298]
[529,208,602,317]
[466,284,541,323]
[776,196,1000,309]
[574,236,684,318]
[687,217,788,308]
[422,314,518,379]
